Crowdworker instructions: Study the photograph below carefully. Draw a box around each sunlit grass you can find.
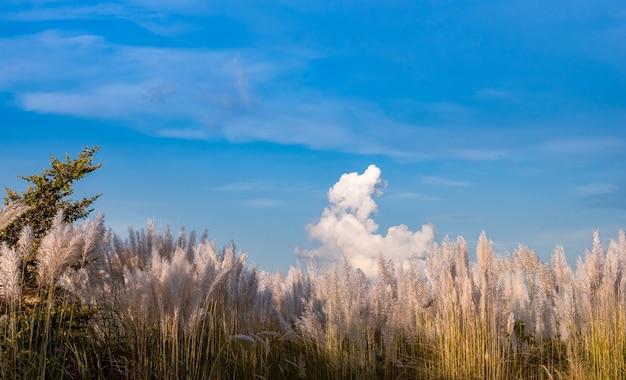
[1,210,625,379]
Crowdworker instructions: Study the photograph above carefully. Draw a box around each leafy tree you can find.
[0,146,102,247]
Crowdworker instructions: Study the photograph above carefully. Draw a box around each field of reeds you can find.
[1,203,625,379]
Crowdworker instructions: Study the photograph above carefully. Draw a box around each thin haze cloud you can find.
[422,176,471,187]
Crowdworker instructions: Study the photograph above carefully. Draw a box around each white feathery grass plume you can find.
[455,236,471,282]
[195,237,218,270]
[372,257,397,330]
[453,236,478,322]
[440,237,457,309]
[222,249,249,316]
[423,241,446,315]
[513,245,546,315]
[616,229,626,309]
[506,310,515,337]
[57,215,108,305]
[281,264,311,322]
[507,311,519,356]
[335,258,357,334]
[550,245,574,295]
[195,239,220,298]
[160,246,193,322]
[500,267,530,322]
[221,242,235,271]
[331,259,370,345]
[394,263,412,331]
[37,211,85,287]
[204,250,237,304]
[0,243,22,304]
[297,353,306,379]
[296,299,325,345]
[513,244,540,274]
[602,235,622,301]
[616,229,626,266]
[230,334,256,346]
[442,236,457,279]
[574,255,593,324]
[79,212,105,265]
[319,264,338,332]
[549,245,575,339]
[585,230,604,297]
[147,244,187,324]
[0,201,30,231]
[83,222,262,335]
[492,274,509,333]
[460,274,478,322]
[57,268,87,299]
[476,231,494,324]
[476,231,493,278]
[254,276,275,327]
[229,263,261,332]
[536,261,555,294]
[273,305,295,337]
[531,283,553,339]
[553,292,574,341]
[154,225,175,261]
[176,227,187,250]
[185,230,198,262]
[409,258,434,312]
[17,226,34,259]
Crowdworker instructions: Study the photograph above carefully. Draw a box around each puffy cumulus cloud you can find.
[301,164,435,278]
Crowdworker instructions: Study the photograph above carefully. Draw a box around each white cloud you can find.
[301,164,435,278]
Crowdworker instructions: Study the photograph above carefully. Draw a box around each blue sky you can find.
[1,0,625,272]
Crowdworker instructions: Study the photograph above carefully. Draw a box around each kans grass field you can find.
[0,148,624,379]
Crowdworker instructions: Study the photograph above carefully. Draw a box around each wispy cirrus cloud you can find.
[2,26,620,166]
[576,182,626,209]
[387,191,440,202]
[2,1,197,36]
[0,24,522,162]
[540,137,625,157]
[3,2,624,164]
[20,84,150,118]
[247,198,281,208]
[575,182,618,197]
[212,181,275,192]
[453,149,508,161]
[475,88,516,100]
[422,176,471,187]
[1,29,283,134]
